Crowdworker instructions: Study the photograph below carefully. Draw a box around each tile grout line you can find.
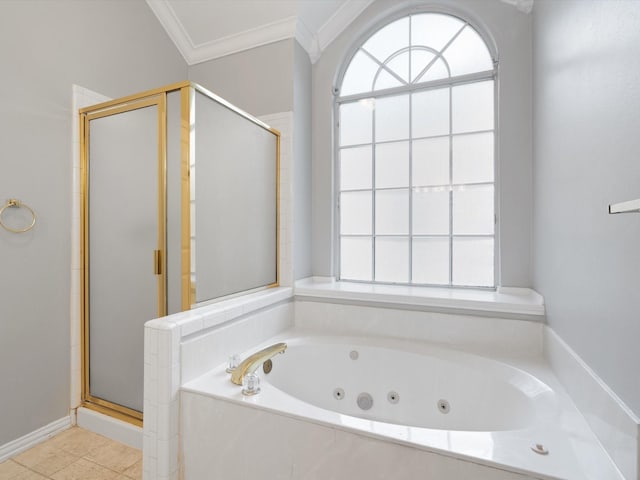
[2,427,142,480]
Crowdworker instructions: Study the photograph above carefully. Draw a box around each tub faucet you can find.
[230,342,287,385]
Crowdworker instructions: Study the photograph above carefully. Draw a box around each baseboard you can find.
[0,416,72,463]
[544,327,639,480]
[77,407,142,449]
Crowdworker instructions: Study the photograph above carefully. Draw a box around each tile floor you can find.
[0,427,141,480]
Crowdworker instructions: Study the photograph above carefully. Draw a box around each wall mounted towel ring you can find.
[0,199,37,233]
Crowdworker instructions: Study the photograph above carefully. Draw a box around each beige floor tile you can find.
[10,469,48,480]
[121,459,142,480]
[84,442,141,474]
[50,458,119,480]
[47,428,110,457]
[0,460,30,479]
[12,443,78,477]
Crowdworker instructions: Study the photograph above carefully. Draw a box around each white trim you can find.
[76,407,142,450]
[496,286,534,296]
[545,327,639,480]
[0,416,71,463]
[316,0,376,53]
[498,0,534,14]
[295,277,545,317]
[146,0,299,65]
[295,19,321,64]
[146,0,374,65]
[188,16,297,65]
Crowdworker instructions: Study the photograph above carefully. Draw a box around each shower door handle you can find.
[153,249,162,275]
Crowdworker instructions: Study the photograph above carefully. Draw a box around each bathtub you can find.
[181,333,623,480]
[262,337,554,432]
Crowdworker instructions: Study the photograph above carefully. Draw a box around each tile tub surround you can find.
[142,287,294,480]
[182,332,623,480]
[545,329,640,480]
[0,427,142,480]
[144,278,637,479]
[181,390,543,480]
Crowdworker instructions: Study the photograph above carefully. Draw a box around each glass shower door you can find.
[83,95,166,420]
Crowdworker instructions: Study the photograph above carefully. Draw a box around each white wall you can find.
[532,0,640,416]
[311,0,533,287]
[0,0,187,446]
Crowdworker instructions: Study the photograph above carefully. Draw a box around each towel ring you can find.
[0,199,36,233]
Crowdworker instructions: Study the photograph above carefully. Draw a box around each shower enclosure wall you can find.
[79,81,279,424]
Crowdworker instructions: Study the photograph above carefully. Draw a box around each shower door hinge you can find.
[153,250,162,275]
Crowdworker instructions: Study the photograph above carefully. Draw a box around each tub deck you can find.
[182,330,624,480]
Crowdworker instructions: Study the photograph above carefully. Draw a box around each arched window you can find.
[336,12,496,288]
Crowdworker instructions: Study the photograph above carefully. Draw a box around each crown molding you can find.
[499,0,534,14]
[189,16,297,65]
[146,0,297,65]
[316,0,376,54]
[295,19,322,63]
[146,0,375,65]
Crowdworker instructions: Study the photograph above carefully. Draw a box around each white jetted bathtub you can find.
[181,334,623,480]
[262,338,555,432]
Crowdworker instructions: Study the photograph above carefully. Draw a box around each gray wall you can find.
[293,42,313,280]
[0,0,186,445]
[188,40,294,117]
[533,0,640,416]
[311,0,533,286]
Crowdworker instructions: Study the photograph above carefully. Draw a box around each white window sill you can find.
[294,277,545,317]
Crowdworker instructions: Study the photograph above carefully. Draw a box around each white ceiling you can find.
[146,0,375,65]
[146,0,533,66]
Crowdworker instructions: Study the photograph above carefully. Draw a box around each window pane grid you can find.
[338,70,495,104]
[337,12,495,288]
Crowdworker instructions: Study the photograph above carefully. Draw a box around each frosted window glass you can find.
[420,58,450,82]
[375,237,409,283]
[412,237,450,284]
[386,51,410,83]
[452,81,494,134]
[375,95,409,142]
[341,50,379,95]
[443,26,493,77]
[374,69,403,91]
[453,184,494,235]
[375,141,409,188]
[453,132,494,184]
[375,189,409,234]
[413,137,449,186]
[341,146,372,190]
[341,237,372,281]
[340,191,372,234]
[340,101,373,146]
[411,50,436,82]
[411,13,465,53]
[362,17,409,64]
[452,237,494,286]
[412,88,450,138]
[413,188,450,234]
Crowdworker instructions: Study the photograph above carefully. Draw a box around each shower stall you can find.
[79,81,279,424]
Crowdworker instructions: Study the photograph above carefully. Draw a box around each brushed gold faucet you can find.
[230,342,287,385]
